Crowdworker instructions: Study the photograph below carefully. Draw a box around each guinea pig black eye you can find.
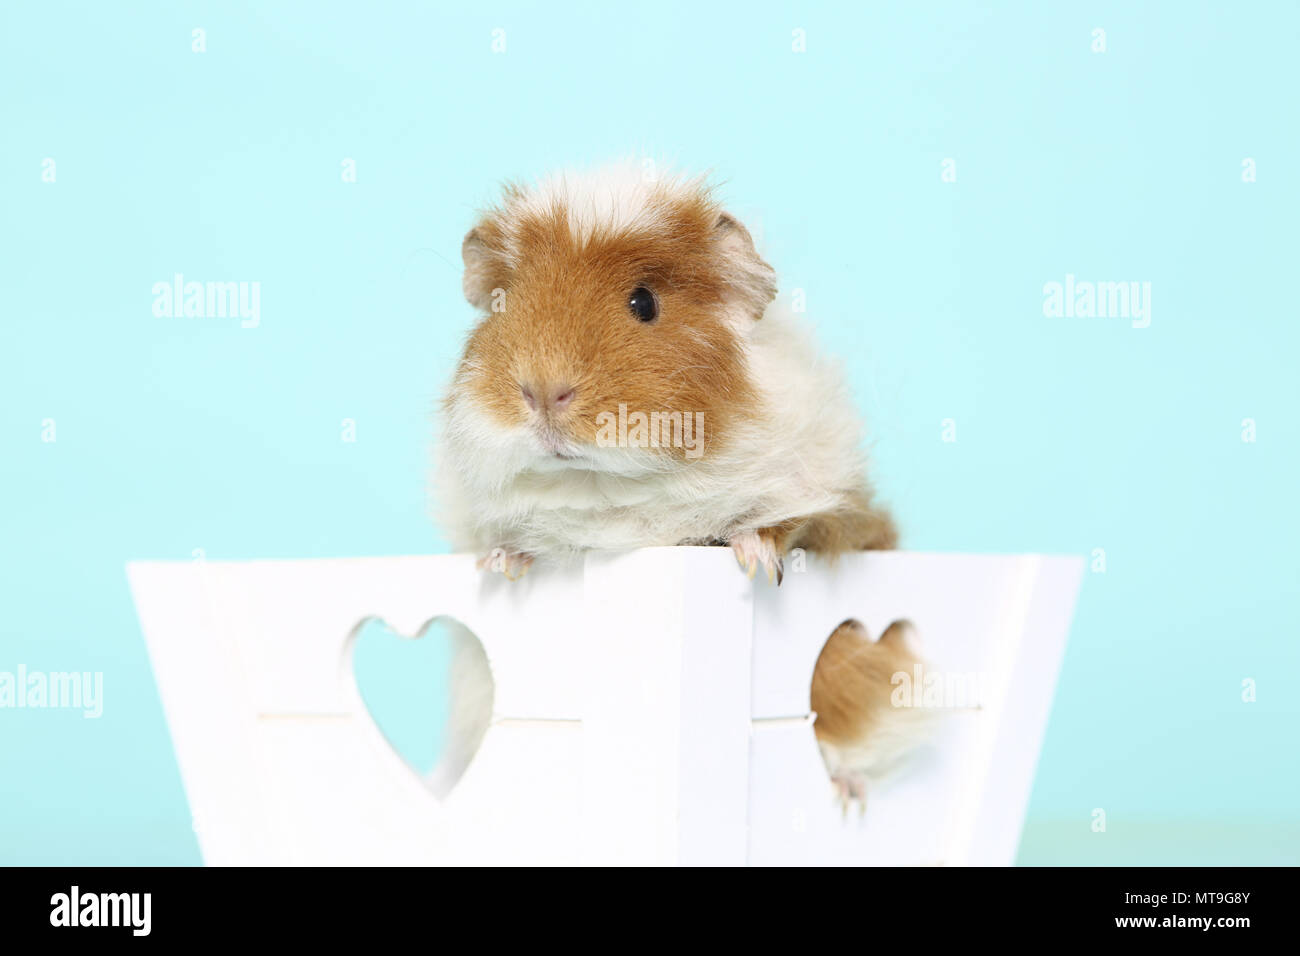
[628,286,658,323]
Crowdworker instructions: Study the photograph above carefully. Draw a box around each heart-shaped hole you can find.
[351,615,494,799]
[810,618,937,807]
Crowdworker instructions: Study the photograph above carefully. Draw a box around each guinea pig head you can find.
[452,173,776,466]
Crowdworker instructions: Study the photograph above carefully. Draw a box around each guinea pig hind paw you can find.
[830,773,868,820]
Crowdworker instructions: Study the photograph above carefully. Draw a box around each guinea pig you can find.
[437,162,897,582]
[435,162,920,811]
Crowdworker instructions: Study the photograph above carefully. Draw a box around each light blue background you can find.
[2,1,1296,865]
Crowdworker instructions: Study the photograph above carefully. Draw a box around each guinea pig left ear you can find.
[461,227,504,312]
[714,212,777,320]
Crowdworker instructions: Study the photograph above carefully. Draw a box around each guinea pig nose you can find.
[520,382,576,413]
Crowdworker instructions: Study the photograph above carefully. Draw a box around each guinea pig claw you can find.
[831,773,868,820]
[730,531,782,585]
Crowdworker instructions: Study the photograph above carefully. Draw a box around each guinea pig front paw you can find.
[728,530,784,585]
[476,547,535,581]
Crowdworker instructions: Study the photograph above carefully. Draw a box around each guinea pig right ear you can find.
[713,212,777,320]
[461,227,506,312]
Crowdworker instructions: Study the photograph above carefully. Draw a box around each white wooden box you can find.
[126,548,1082,866]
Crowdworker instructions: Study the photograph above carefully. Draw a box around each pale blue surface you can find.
[1,2,1296,865]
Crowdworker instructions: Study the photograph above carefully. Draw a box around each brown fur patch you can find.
[454,186,762,460]
[757,488,899,559]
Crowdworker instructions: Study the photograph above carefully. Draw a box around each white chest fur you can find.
[438,310,869,554]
